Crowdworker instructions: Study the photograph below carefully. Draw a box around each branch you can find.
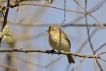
[0,64,19,71]
[6,53,44,68]
[72,57,87,71]
[0,48,100,58]
[0,17,105,27]
[74,0,106,28]
[94,57,97,71]
[0,0,10,46]
[1,2,101,14]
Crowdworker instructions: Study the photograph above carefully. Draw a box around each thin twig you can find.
[45,56,63,68]
[72,57,87,71]
[74,0,105,28]
[0,17,106,27]
[84,0,103,71]
[2,11,5,18]
[0,0,10,46]
[6,53,44,68]
[95,42,106,53]
[98,57,106,62]
[13,0,20,41]
[77,28,103,53]
[1,2,100,14]
[94,57,97,71]
[98,52,106,55]
[59,0,66,26]
[0,64,19,71]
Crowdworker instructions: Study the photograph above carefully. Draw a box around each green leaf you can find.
[3,35,12,43]
[2,25,9,35]
[1,25,12,43]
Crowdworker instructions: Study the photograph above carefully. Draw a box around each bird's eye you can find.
[50,28,53,31]
[50,28,56,31]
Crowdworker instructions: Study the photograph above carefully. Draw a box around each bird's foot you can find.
[46,49,56,55]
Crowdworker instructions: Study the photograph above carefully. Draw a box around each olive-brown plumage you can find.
[47,25,75,64]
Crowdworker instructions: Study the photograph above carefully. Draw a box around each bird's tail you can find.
[67,55,75,64]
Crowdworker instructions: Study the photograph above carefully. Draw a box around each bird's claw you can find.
[46,49,56,55]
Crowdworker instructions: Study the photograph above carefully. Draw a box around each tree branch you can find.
[0,48,101,58]
[0,0,10,46]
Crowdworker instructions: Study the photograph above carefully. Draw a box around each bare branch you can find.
[94,57,97,71]
[0,64,19,71]
[74,0,106,28]
[0,48,101,58]
[72,57,87,71]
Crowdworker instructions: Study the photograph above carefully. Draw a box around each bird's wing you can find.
[60,29,71,48]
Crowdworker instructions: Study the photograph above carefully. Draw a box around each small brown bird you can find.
[47,25,75,64]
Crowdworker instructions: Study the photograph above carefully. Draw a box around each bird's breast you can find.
[49,35,70,51]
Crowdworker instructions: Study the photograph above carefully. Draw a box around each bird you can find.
[47,25,75,64]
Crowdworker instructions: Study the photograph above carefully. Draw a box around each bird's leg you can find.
[58,50,62,56]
